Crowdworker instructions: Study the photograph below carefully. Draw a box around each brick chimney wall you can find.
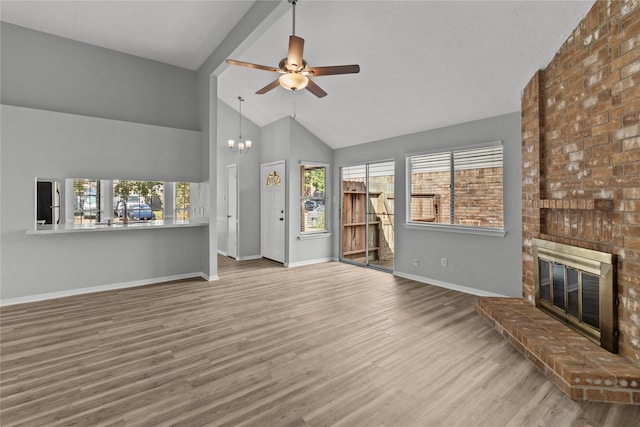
[522,0,640,362]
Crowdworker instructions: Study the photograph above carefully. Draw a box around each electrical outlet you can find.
[441,257,447,267]
[412,258,419,267]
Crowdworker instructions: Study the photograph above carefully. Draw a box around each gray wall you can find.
[0,24,204,302]
[0,11,520,300]
[1,23,197,131]
[196,1,284,278]
[288,119,334,265]
[1,105,203,301]
[333,112,522,297]
[216,99,261,259]
[260,116,293,164]
[0,2,286,298]
[259,116,334,266]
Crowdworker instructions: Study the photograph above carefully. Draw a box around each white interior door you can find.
[227,164,238,259]
[261,161,286,263]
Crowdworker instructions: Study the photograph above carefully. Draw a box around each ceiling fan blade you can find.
[306,64,360,76]
[305,78,327,98]
[287,35,305,71]
[226,59,279,73]
[256,79,281,95]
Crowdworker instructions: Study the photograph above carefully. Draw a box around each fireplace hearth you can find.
[533,238,617,353]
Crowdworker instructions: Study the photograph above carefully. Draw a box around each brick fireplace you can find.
[522,0,640,365]
[479,0,640,404]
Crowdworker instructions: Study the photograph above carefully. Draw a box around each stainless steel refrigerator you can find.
[36,180,61,225]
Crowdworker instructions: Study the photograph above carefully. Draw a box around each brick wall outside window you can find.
[410,168,503,228]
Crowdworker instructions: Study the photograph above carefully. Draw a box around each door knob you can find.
[279,217,284,221]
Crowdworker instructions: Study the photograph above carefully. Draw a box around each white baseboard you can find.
[393,271,507,297]
[217,251,261,262]
[200,273,219,281]
[237,255,262,261]
[0,272,207,306]
[285,257,333,268]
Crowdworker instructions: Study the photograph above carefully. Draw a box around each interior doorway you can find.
[261,161,286,263]
[227,164,238,259]
[341,161,395,271]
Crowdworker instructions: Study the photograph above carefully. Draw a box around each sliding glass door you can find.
[341,161,395,271]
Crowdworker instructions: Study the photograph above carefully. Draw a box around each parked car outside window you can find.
[129,203,156,220]
[305,200,319,210]
[308,204,325,227]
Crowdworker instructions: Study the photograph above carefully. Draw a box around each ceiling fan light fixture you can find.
[279,72,308,91]
[225,0,359,98]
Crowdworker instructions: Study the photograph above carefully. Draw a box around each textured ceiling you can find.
[0,0,254,70]
[218,0,595,148]
[1,0,595,148]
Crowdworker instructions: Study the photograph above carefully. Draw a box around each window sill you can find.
[404,222,506,237]
[298,232,331,240]
[26,219,208,235]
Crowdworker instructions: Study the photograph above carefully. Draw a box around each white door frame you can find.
[261,160,286,263]
[227,164,238,259]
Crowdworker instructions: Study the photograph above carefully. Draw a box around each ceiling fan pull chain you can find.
[293,92,297,119]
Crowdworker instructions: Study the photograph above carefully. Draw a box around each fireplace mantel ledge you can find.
[539,198,613,211]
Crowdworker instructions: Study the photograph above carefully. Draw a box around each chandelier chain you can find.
[238,96,243,140]
[228,95,251,153]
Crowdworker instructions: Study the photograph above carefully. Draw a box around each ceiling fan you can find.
[225,0,360,98]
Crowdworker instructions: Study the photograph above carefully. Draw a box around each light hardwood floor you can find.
[1,256,639,426]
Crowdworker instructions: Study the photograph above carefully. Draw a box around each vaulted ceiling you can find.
[1,1,595,148]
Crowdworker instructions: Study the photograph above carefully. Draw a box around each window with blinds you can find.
[407,143,503,229]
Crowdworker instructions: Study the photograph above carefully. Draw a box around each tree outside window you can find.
[71,179,191,224]
[300,164,328,233]
[113,180,164,220]
[176,182,190,220]
[73,178,100,223]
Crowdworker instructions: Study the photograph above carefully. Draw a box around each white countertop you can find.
[26,219,208,235]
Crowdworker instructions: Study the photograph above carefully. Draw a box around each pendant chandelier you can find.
[228,96,252,153]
